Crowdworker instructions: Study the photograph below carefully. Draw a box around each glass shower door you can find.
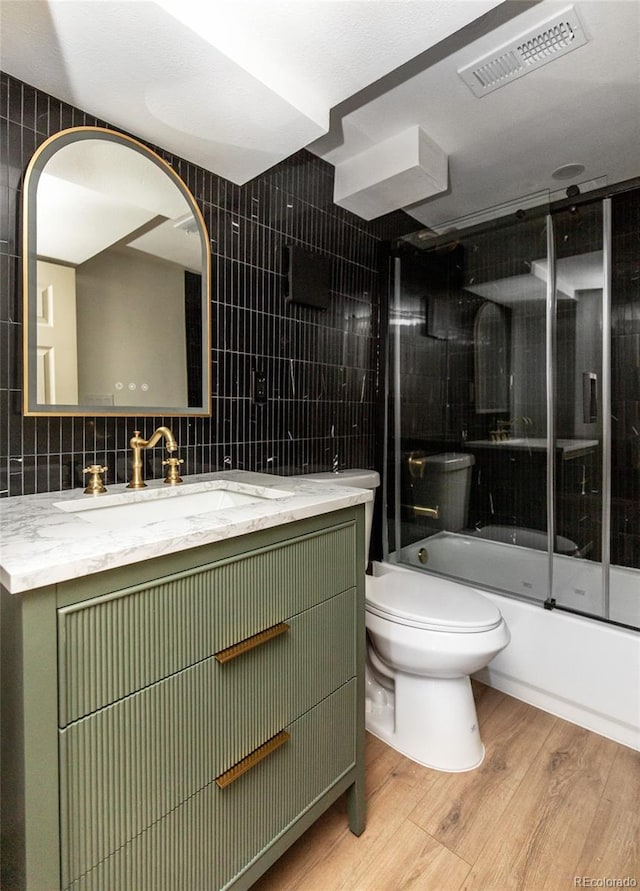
[608,188,640,628]
[388,186,640,630]
[549,187,640,629]
[549,200,606,618]
[389,206,555,604]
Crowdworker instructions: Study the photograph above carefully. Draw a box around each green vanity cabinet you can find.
[1,507,366,891]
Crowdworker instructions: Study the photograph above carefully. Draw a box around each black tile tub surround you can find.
[0,72,412,496]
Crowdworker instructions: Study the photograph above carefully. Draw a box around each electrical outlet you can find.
[252,369,268,405]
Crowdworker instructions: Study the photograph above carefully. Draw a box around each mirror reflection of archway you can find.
[474,301,509,414]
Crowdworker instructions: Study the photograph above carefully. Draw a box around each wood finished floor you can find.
[253,683,640,891]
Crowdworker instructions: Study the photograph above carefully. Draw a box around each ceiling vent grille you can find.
[458,6,588,98]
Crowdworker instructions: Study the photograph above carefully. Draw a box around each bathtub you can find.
[385,532,640,751]
[471,524,578,555]
[396,531,639,626]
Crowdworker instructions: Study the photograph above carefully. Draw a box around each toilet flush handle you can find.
[412,504,440,519]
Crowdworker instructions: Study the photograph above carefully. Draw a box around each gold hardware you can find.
[214,622,290,665]
[412,504,440,519]
[127,426,179,489]
[492,416,534,441]
[408,454,427,479]
[162,456,184,485]
[82,464,108,495]
[23,126,213,420]
[215,730,290,789]
[418,547,428,564]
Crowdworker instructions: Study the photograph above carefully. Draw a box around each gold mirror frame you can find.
[23,127,211,416]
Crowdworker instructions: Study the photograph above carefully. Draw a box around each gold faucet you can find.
[490,416,534,441]
[83,464,108,495]
[127,427,179,489]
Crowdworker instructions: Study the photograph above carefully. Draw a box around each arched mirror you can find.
[23,127,211,416]
[474,301,509,414]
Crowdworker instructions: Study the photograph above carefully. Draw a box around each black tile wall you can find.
[611,189,640,567]
[0,72,413,496]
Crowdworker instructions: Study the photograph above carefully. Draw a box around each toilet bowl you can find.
[297,468,510,772]
[365,563,509,771]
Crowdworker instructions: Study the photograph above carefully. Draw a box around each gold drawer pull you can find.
[215,730,290,789]
[214,622,290,664]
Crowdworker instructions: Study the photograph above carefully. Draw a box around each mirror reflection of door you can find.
[36,260,78,404]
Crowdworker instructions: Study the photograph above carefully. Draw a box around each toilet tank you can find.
[407,452,474,532]
[295,469,379,567]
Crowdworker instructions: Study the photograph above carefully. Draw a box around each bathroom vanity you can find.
[0,471,370,891]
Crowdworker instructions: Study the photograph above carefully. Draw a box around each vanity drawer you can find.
[58,521,357,725]
[62,679,357,891]
[212,588,356,772]
[59,590,356,885]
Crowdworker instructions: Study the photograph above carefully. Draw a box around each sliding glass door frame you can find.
[601,198,613,619]
[545,212,557,603]
[548,197,612,620]
[387,194,624,626]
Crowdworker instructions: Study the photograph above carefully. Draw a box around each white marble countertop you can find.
[0,470,372,594]
[466,438,599,455]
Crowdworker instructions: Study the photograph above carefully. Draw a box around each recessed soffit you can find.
[0,0,504,186]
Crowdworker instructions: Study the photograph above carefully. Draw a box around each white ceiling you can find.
[37,138,202,269]
[1,0,639,229]
[466,251,604,304]
[313,0,640,229]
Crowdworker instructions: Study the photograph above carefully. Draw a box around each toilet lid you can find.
[365,571,502,632]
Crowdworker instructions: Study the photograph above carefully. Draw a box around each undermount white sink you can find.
[54,480,292,530]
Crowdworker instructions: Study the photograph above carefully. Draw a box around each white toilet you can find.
[299,468,510,772]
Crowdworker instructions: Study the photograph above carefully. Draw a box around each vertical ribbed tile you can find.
[2,72,397,495]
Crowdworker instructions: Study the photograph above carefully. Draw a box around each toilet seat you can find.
[365,572,502,633]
